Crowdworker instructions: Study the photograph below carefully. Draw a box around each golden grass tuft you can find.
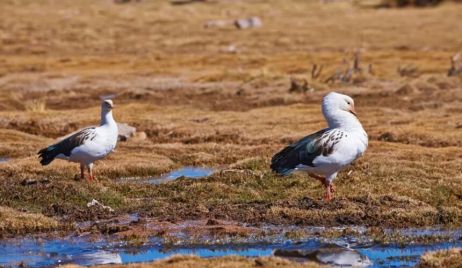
[0,206,58,235]
[417,248,462,268]
[23,99,47,113]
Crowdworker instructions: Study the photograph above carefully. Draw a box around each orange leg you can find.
[324,182,333,201]
[309,173,334,201]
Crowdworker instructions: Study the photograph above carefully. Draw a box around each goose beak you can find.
[349,107,357,116]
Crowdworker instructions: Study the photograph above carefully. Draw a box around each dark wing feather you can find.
[271,128,342,175]
[38,127,96,165]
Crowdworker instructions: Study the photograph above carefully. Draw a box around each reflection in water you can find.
[357,243,462,268]
[148,167,214,184]
[0,236,461,268]
[78,251,122,265]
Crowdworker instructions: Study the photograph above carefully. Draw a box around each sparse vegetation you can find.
[0,206,59,236]
[23,99,47,113]
[417,248,462,268]
[0,0,461,258]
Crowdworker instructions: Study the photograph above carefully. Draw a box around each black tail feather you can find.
[270,129,327,176]
[37,127,94,166]
[38,146,59,166]
[270,145,296,176]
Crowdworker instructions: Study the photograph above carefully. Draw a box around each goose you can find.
[271,92,368,201]
[38,100,118,181]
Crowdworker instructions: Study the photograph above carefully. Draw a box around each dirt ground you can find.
[0,0,462,240]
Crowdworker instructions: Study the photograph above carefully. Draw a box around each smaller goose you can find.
[38,100,118,181]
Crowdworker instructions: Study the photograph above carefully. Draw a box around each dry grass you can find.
[417,248,462,268]
[23,99,47,112]
[0,206,58,236]
[0,0,462,235]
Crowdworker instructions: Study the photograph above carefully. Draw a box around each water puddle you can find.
[0,157,10,163]
[1,234,461,267]
[147,167,214,184]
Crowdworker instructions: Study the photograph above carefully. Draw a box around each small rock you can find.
[114,0,141,3]
[235,17,262,29]
[204,19,231,28]
[117,123,136,141]
[378,132,397,142]
[21,179,37,186]
[132,131,147,141]
[395,84,416,95]
[171,0,206,5]
[397,65,419,77]
[220,45,237,54]
[87,199,115,212]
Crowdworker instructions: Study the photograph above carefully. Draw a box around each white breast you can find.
[308,129,368,176]
[68,125,118,164]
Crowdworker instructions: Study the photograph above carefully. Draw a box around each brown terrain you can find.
[0,0,461,254]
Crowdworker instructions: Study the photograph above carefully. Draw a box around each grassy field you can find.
[0,0,462,241]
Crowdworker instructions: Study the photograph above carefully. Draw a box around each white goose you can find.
[271,92,368,201]
[38,100,118,181]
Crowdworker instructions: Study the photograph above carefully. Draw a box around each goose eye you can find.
[346,101,351,105]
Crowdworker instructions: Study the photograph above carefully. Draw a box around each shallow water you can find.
[147,167,214,184]
[1,235,461,267]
